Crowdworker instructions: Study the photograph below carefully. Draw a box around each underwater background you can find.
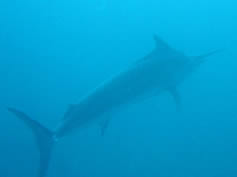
[0,0,237,176]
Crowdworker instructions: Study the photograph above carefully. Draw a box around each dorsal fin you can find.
[153,34,173,51]
[133,35,180,65]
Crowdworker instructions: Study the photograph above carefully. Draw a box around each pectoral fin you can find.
[99,118,110,136]
[169,87,182,111]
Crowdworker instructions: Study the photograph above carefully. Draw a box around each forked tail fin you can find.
[7,107,56,177]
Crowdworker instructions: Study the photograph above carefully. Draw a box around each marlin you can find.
[7,35,221,177]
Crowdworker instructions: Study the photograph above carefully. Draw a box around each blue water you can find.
[1,0,237,176]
